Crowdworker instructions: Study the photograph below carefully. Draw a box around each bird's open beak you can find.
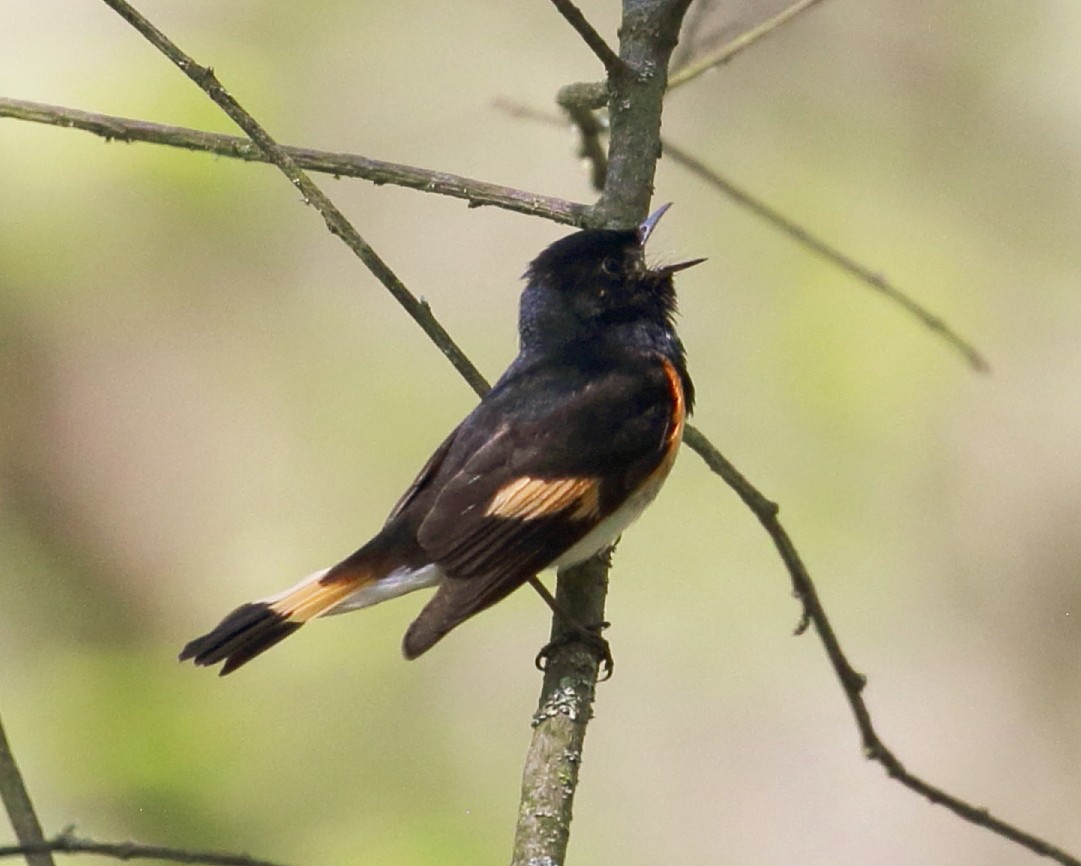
[637,202,672,245]
[637,203,706,275]
[656,256,707,275]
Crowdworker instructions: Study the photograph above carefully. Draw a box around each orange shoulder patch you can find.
[659,356,686,448]
[484,475,601,522]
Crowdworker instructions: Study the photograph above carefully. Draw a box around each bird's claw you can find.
[535,621,614,681]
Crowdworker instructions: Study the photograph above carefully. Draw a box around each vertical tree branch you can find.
[596,0,693,225]
[513,2,693,863]
[512,558,609,865]
[0,712,55,866]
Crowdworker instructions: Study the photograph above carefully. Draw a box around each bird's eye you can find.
[600,257,620,276]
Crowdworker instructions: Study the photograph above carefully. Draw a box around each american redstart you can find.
[181,203,702,675]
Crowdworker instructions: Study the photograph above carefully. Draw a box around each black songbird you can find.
[180,203,703,675]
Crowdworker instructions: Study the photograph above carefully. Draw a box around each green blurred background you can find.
[2,1,1079,864]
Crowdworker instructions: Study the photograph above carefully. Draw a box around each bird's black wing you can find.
[383,427,459,525]
[400,354,686,656]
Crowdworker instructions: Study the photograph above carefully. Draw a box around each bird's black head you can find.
[518,205,703,359]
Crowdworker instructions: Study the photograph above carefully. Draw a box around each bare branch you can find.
[669,0,716,72]
[556,84,609,191]
[7,88,984,372]
[492,98,990,371]
[547,0,625,77]
[682,425,1081,866]
[663,140,991,372]
[493,98,564,126]
[512,2,694,863]
[97,0,490,398]
[668,0,833,90]
[13,4,1059,865]
[0,833,288,866]
[0,97,587,227]
[512,557,609,865]
[595,0,694,225]
[0,713,55,866]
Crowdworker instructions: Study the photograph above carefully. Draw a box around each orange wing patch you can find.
[484,475,601,521]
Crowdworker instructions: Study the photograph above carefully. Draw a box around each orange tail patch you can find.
[180,567,372,675]
[267,568,372,622]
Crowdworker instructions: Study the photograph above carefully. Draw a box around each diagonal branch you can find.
[0,713,55,866]
[0,98,587,227]
[669,0,715,73]
[492,97,990,372]
[98,0,490,399]
[682,425,1081,866]
[667,0,833,90]
[547,0,626,76]
[662,139,991,372]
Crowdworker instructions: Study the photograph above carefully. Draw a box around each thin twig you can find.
[493,98,564,126]
[7,90,981,371]
[682,425,1080,866]
[669,0,715,72]
[556,84,609,191]
[547,0,625,76]
[0,97,588,227]
[668,0,832,90]
[99,0,492,398]
[492,98,990,371]
[0,713,55,866]
[663,139,991,372]
[0,833,288,866]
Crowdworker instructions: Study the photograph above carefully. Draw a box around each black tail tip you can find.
[180,602,301,675]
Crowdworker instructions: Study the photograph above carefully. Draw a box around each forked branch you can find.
[1,1,1072,865]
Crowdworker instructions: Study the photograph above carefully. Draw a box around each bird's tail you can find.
[180,563,377,675]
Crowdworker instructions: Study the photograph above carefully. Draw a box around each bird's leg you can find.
[528,576,613,680]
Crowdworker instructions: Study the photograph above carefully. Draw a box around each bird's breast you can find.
[554,354,686,567]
